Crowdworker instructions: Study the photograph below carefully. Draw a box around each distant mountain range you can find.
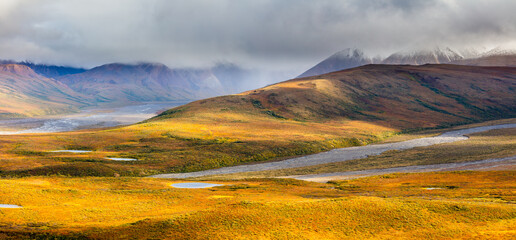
[451,46,516,67]
[0,60,87,79]
[57,62,222,103]
[298,46,516,77]
[0,60,291,117]
[1,44,516,118]
[0,64,89,118]
[381,47,464,65]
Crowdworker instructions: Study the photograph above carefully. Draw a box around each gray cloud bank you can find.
[0,0,515,72]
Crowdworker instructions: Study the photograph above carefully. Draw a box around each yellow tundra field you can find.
[0,171,514,239]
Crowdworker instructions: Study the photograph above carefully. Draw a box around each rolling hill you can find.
[0,64,514,176]
[0,64,91,118]
[155,64,516,129]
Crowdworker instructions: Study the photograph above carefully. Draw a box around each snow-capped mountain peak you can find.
[297,48,373,78]
[382,46,464,65]
[481,46,516,57]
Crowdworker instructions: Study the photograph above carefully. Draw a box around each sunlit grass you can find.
[0,171,514,239]
[0,109,396,176]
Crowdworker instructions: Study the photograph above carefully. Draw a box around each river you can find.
[149,123,516,179]
[0,102,189,134]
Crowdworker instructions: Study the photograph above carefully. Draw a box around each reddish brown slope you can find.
[155,64,516,129]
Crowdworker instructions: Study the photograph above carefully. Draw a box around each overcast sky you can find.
[1,0,515,72]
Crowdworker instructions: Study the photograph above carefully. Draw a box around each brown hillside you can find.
[154,64,516,129]
[1,64,515,176]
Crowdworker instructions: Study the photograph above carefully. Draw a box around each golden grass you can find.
[0,171,514,239]
[0,116,513,178]
[0,108,396,176]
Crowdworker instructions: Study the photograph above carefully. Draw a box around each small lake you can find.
[0,204,22,208]
[51,150,92,153]
[106,157,138,161]
[171,182,224,188]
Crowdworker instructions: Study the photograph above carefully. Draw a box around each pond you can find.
[170,182,224,189]
[105,157,138,161]
[0,204,22,208]
[51,150,92,153]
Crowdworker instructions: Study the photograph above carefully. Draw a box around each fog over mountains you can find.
[1,42,516,118]
[0,59,293,117]
[298,49,381,78]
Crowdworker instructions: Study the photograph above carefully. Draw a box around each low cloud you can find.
[0,0,515,72]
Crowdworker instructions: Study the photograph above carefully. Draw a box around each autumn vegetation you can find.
[0,171,514,239]
[1,65,515,177]
[0,64,515,239]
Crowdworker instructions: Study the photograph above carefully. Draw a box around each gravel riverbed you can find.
[150,123,516,179]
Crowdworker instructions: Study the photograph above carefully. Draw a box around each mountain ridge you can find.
[382,47,464,65]
[298,46,516,77]
[0,63,91,118]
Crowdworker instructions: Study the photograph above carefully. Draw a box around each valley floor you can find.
[0,119,514,239]
[150,123,516,179]
[0,102,187,134]
[0,171,514,239]
[289,154,516,182]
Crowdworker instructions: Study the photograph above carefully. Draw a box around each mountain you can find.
[154,64,516,129]
[297,47,473,78]
[0,64,90,118]
[382,47,464,65]
[452,46,516,67]
[56,62,294,105]
[482,46,516,57]
[0,60,87,78]
[0,59,291,114]
[297,48,376,78]
[18,62,87,79]
[452,55,516,67]
[56,62,228,104]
